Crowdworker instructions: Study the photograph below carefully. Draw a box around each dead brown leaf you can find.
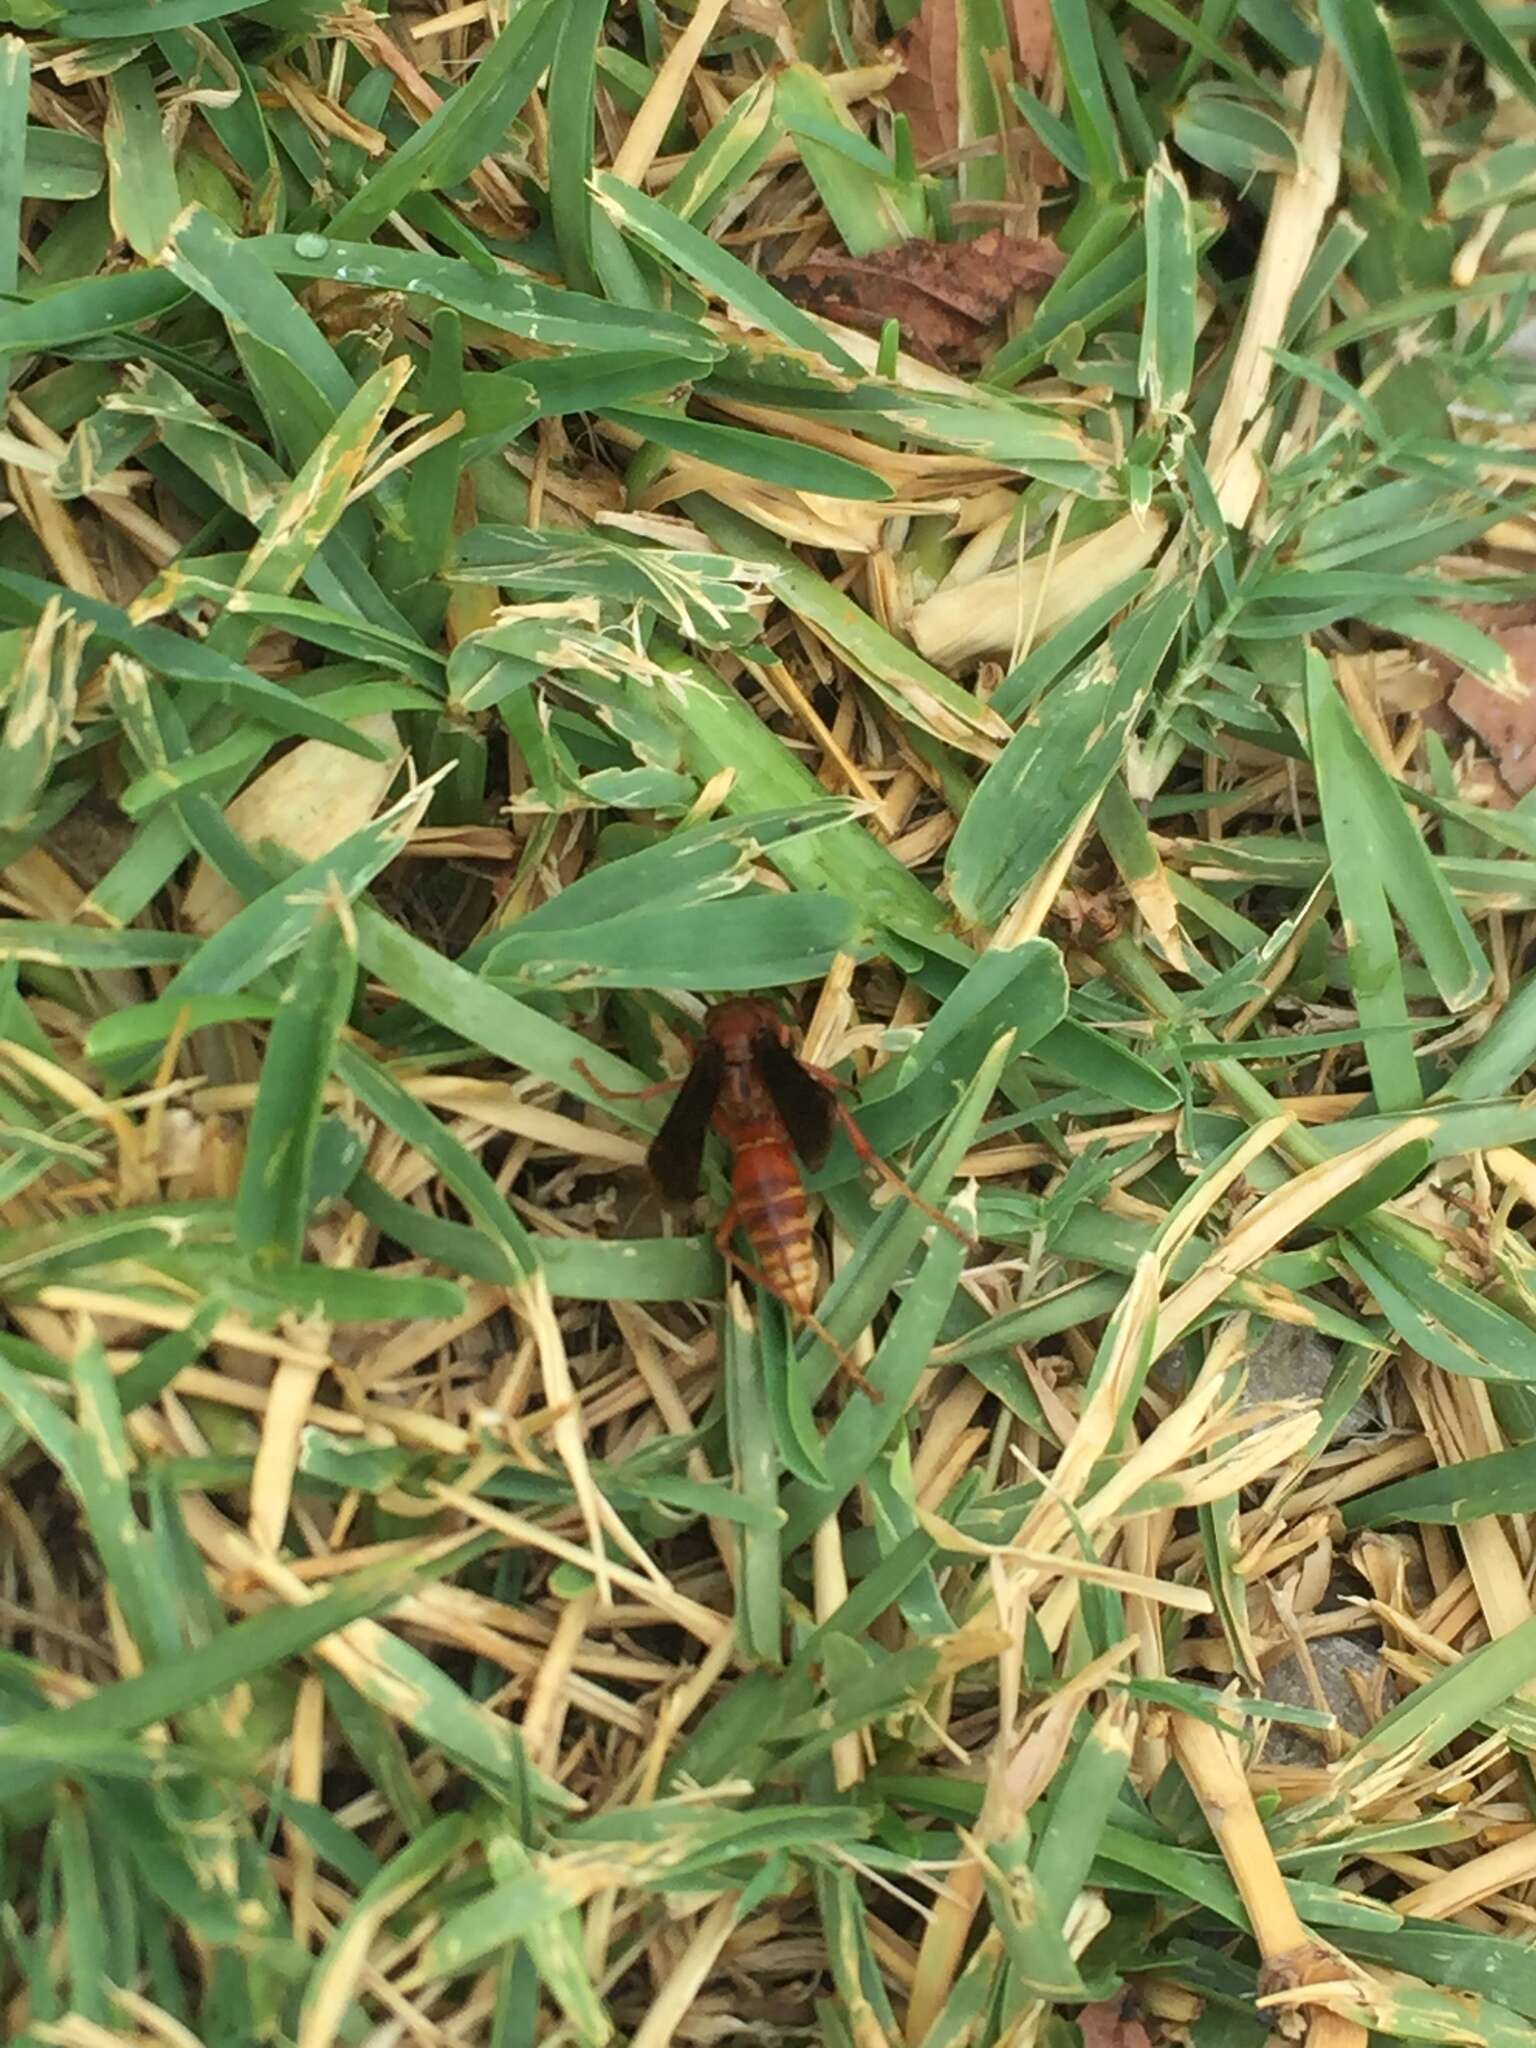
[886,0,1055,168]
[1007,0,1055,75]
[1417,602,1536,684]
[1449,626,1536,796]
[781,228,1063,368]
[1077,1989,1156,2048]
[886,0,959,167]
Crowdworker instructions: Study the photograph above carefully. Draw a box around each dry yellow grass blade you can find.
[996,1255,1158,1571]
[1157,1114,1297,1270]
[991,799,1099,948]
[1206,45,1348,503]
[0,1040,148,1200]
[909,510,1170,665]
[295,1843,450,2048]
[1172,1712,1369,2047]
[611,0,735,186]
[915,1507,1215,1612]
[29,1288,337,1364]
[182,713,406,935]
[429,1484,730,1649]
[628,1895,739,2048]
[907,1646,1135,2045]
[1154,1119,1439,1351]
[1396,1829,1536,1918]
[248,1318,333,1556]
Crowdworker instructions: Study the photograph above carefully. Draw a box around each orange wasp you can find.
[588,998,967,1393]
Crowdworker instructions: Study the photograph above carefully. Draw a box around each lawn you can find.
[4,2,1536,2045]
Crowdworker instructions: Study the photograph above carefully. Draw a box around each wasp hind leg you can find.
[796,1079,972,1250]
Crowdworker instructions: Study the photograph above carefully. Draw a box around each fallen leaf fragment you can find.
[1077,1989,1155,2048]
[1448,623,1536,796]
[1007,0,1056,74]
[885,0,960,166]
[888,0,1059,181]
[1417,601,1536,683]
[781,229,1063,368]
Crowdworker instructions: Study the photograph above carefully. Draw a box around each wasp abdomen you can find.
[731,1132,818,1314]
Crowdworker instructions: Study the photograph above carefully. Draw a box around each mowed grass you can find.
[5,2,1536,2044]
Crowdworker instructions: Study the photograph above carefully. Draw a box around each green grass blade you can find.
[1306,652,1490,1109]
[103,61,180,258]
[948,584,1190,924]
[328,0,564,240]
[1140,153,1196,415]
[234,894,357,1267]
[0,35,28,305]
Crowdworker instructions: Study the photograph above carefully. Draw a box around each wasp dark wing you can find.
[646,1040,724,1201]
[756,1035,835,1171]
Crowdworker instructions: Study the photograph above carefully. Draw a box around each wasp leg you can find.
[797,1084,972,1249]
[573,1057,683,1103]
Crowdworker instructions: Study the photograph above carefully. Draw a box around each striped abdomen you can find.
[731,1129,817,1313]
